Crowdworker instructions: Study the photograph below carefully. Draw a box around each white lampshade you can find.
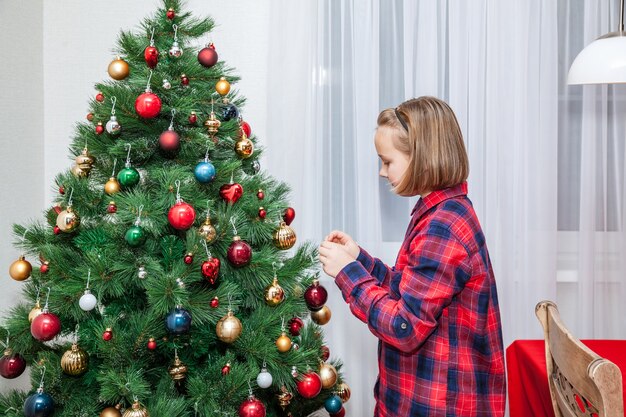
[568,34,626,85]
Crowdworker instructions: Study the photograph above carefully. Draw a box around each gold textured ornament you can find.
[276,332,291,353]
[336,382,351,403]
[235,134,254,159]
[100,404,122,417]
[105,177,121,195]
[71,164,86,178]
[215,77,231,95]
[168,354,188,382]
[122,401,149,417]
[277,386,293,410]
[310,305,332,325]
[319,362,338,389]
[29,300,42,322]
[61,343,89,376]
[108,57,130,80]
[75,147,95,176]
[9,255,32,281]
[198,217,217,243]
[264,277,285,306]
[216,310,242,343]
[56,206,80,232]
[204,111,221,135]
[273,221,296,250]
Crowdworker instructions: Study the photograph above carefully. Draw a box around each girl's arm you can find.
[355,246,399,287]
[335,225,471,353]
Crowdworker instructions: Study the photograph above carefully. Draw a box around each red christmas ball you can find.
[296,372,322,399]
[59,185,65,194]
[198,43,218,68]
[96,122,104,135]
[184,253,194,264]
[321,345,330,362]
[168,202,196,230]
[227,238,252,267]
[329,408,346,417]
[102,328,113,341]
[0,351,27,379]
[86,113,94,121]
[201,257,221,285]
[135,91,162,119]
[304,281,328,310]
[257,190,264,200]
[144,45,159,69]
[181,74,189,86]
[188,112,197,124]
[159,130,180,152]
[220,183,243,204]
[31,312,61,341]
[147,338,157,350]
[40,263,49,274]
[96,92,105,102]
[238,396,266,417]
[258,208,266,220]
[53,226,61,235]
[107,203,117,214]
[221,363,231,376]
[166,8,175,19]
[288,317,304,336]
[240,120,251,137]
[283,207,296,226]
[210,297,219,308]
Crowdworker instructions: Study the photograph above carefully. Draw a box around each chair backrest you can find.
[535,300,624,417]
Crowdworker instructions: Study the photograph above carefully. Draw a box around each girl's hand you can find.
[325,230,359,259]
[319,241,355,278]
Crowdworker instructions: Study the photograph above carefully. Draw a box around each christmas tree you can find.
[0,2,350,416]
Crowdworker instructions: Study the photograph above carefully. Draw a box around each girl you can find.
[319,97,505,417]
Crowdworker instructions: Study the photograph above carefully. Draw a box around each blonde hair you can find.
[377,96,469,196]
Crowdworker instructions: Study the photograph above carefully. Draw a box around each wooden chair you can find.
[535,300,624,417]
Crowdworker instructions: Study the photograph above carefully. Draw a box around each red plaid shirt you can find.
[335,182,505,417]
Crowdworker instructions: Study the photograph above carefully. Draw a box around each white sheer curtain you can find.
[267,1,626,416]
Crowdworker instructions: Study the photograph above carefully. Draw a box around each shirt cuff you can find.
[356,246,376,272]
[335,260,371,302]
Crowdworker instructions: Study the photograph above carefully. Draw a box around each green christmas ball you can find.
[125,225,146,247]
[117,167,140,187]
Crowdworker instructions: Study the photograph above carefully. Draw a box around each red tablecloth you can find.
[507,340,626,417]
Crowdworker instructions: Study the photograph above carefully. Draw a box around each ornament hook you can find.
[111,159,118,177]
[169,108,176,130]
[229,217,237,236]
[149,27,156,46]
[174,180,182,202]
[110,96,117,116]
[125,143,132,167]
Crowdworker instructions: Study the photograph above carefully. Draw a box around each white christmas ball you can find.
[138,266,147,279]
[256,368,273,388]
[79,290,98,311]
[105,116,121,135]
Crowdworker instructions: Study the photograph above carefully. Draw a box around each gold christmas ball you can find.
[264,277,285,306]
[61,343,89,376]
[235,135,254,159]
[198,219,217,243]
[71,164,86,178]
[273,222,296,250]
[215,77,231,95]
[204,111,221,134]
[56,206,80,232]
[319,363,338,389]
[100,405,122,417]
[105,177,121,195]
[108,57,130,80]
[75,148,95,173]
[336,382,351,403]
[29,301,42,322]
[277,386,293,410]
[168,356,188,382]
[216,311,242,343]
[9,255,32,281]
[276,332,291,353]
[122,401,149,417]
[310,305,332,325]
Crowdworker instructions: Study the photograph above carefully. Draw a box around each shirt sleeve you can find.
[356,246,399,287]
[335,226,471,353]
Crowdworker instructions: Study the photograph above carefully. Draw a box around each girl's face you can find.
[374,127,410,189]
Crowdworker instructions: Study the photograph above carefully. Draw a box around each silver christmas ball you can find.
[138,266,147,279]
[252,160,261,174]
[106,115,121,136]
[256,367,273,388]
[291,365,298,377]
[79,290,98,311]
[162,79,171,89]
[169,41,183,58]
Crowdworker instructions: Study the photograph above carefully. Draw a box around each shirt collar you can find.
[410,181,468,218]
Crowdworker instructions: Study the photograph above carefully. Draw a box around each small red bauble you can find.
[201,257,221,285]
[220,183,243,204]
[258,207,266,220]
[227,237,252,267]
[103,328,113,341]
[166,8,175,19]
[257,189,264,200]
[96,122,104,135]
[181,74,189,86]
[188,112,197,124]
[59,185,65,194]
[221,362,231,376]
[159,130,180,152]
[86,113,94,121]
[147,338,157,350]
[296,372,322,399]
[329,408,346,417]
[198,43,218,68]
[184,253,194,264]
[321,345,330,362]
[238,396,266,417]
[240,120,251,137]
[144,45,159,69]
[0,350,27,379]
[107,202,117,214]
[168,201,196,230]
[288,317,304,336]
[53,226,61,235]
[283,207,296,226]
[135,91,162,119]
[40,262,49,274]
[304,281,328,310]
[31,312,61,341]
[210,297,219,308]
[96,92,105,102]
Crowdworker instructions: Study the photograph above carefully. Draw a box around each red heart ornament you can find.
[220,183,243,204]
[201,257,221,285]
[283,207,296,225]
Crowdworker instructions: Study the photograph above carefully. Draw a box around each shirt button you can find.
[400,322,407,330]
